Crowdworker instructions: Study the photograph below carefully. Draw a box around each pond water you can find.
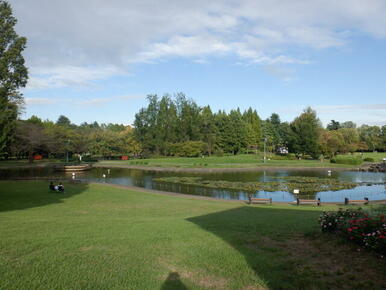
[0,167,385,202]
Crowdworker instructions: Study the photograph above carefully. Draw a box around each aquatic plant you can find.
[153,176,357,194]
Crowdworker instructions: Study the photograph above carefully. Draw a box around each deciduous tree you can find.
[0,1,28,156]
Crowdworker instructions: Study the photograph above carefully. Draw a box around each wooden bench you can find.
[248,197,272,205]
[344,197,369,205]
[293,198,321,206]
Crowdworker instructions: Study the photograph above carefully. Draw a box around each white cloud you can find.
[133,35,231,63]
[9,0,386,89]
[78,95,145,106]
[78,98,109,106]
[25,97,60,105]
[24,94,145,108]
[26,65,125,90]
[116,95,144,101]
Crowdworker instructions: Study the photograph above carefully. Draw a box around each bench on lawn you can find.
[248,197,272,205]
[344,197,369,205]
[292,198,321,206]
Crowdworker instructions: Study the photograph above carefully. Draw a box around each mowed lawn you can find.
[1,182,385,289]
[98,154,356,169]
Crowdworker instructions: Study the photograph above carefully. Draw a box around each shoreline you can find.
[90,182,386,205]
[2,178,385,205]
[93,163,357,173]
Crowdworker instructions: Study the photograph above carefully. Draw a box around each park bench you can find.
[248,197,272,205]
[292,198,321,206]
[344,197,369,205]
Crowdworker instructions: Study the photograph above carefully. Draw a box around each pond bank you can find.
[94,163,357,173]
[89,181,386,205]
[0,161,367,172]
[6,178,385,205]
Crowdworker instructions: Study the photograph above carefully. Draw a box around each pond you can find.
[0,167,385,202]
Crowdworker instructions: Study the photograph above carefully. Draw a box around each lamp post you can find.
[263,137,267,163]
[66,139,70,163]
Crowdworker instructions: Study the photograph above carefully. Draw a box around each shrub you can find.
[363,157,375,162]
[330,155,363,165]
[319,208,386,255]
[166,141,206,157]
[271,153,297,160]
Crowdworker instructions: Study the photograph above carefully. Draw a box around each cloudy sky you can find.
[9,0,386,126]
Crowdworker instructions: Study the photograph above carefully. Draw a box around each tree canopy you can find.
[0,0,28,156]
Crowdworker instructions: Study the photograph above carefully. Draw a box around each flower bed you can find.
[319,208,386,255]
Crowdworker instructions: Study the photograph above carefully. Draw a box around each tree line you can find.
[6,115,141,162]
[133,94,386,158]
[1,94,385,161]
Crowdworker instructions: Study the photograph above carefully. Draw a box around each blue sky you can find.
[10,0,386,126]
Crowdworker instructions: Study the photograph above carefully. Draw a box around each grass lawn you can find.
[1,181,385,289]
[3,152,385,170]
[98,154,355,169]
[352,152,386,162]
[0,159,59,168]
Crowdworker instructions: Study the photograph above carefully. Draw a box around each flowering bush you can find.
[319,208,386,255]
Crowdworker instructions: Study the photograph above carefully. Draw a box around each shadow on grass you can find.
[0,180,89,213]
[161,272,188,290]
[187,206,321,289]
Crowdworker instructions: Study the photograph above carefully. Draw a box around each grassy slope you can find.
[98,154,354,169]
[2,152,385,169]
[0,159,59,167]
[1,181,385,289]
[353,152,386,162]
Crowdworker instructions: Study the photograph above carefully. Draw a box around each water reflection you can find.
[0,167,384,202]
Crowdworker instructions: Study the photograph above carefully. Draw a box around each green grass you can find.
[0,159,60,167]
[1,181,385,289]
[3,153,385,169]
[98,154,355,169]
[353,152,386,162]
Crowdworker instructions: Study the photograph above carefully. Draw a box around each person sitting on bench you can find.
[57,182,64,192]
[49,181,55,191]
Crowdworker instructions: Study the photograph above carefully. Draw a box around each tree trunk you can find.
[28,150,34,163]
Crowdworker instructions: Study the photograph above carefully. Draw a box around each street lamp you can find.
[263,137,267,163]
[66,139,70,163]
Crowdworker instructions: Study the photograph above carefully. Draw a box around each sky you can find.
[8,0,386,127]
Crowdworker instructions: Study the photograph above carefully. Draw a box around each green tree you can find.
[359,125,382,151]
[133,95,160,155]
[341,121,356,129]
[56,115,72,127]
[0,1,28,156]
[200,106,217,155]
[381,125,386,151]
[216,109,247,155]
[326,120,341,130]
[243,108,261,152]
[13,120,50,162]
[289,107,321,158]
[319,129,345,158]
[175,93,201,142]
[338,128,359,153]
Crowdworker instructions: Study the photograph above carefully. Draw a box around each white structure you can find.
[278,147,289,154]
